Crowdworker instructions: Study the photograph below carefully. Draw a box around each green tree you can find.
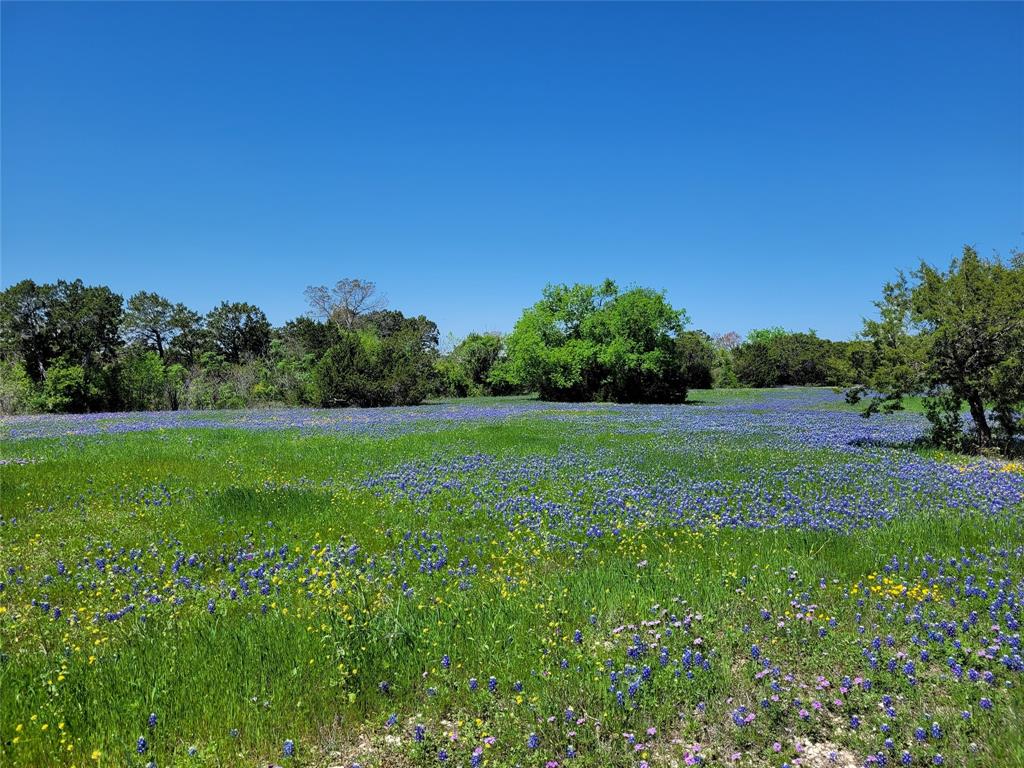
[123,291,177,357]
[676,331,716,390]
[118,349,167,410]
[498,280,696,403]
[0,360,36,414]
[0,279,53,381]
[852,245,1024,450]
[310,313,439,408]
[40,359,89,413]
[438,332,506,397]
[734,331,834,387]
[205,302,271,363]
[165,305,208,366]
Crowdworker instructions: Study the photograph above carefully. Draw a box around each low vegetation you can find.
[1,389,1022,768]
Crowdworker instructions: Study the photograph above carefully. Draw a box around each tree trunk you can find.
[966,392,991,444]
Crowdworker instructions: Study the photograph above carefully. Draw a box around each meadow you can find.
[1,388,1022,768]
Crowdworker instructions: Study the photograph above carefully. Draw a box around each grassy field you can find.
[1,388,1022,768]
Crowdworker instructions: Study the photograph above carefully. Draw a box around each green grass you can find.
[1,390,1022,768]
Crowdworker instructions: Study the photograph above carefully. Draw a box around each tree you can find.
[0,359,35,414]
[305,278,386,330]
[676,331,716,390]
[47,280,124,372]
[362,310,439,351]
[0,279,53,381]
[123,291,183,357]
[40,358,89,413]
[598,287,690,403]
[734,331,834,387]
[118,349,167,410]
[165,305,207,366]
[851,246,1024,451]
[714,331,742,351]
[455,333,505,392]
[310,323,437,408]
[497,280,697,403]
[205,302,271,363]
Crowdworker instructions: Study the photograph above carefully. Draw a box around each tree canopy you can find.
[851,245,1024,451]
[495,280,703,403]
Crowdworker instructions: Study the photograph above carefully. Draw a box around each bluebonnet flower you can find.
[527,733,539,749]
[137,737,148,754]
[283,739,295,758]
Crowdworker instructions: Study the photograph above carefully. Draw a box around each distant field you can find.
[2,388,1022,768]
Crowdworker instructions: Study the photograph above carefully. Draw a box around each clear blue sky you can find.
[2,2,1022,342]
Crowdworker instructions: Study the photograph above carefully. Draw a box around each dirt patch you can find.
[800,740,859,768]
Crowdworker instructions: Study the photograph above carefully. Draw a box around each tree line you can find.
[2,246,1020,453]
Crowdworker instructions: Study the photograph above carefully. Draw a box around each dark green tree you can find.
[205,302,271,363]
[851,246,1024,450]
[123,291,188,358]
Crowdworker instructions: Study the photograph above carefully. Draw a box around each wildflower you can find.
[528,733,539,749]
[137,736,148,754]
[283,739,295,758]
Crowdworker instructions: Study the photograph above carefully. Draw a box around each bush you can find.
[118,350,167,410]
[0,360,36,414]
[41,359,88,413]
[311,322,437,408]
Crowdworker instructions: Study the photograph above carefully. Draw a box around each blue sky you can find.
[2,2,1021,341]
